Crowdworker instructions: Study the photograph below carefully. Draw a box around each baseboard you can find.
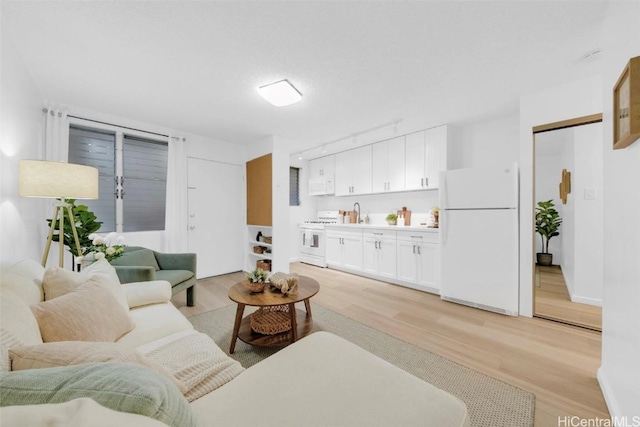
[597,367,620,418]
[570,294,602,307]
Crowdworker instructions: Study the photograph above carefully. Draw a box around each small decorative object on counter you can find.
[397,207,411,226]
[430,207,440,228]
[268,272,299,296]
[397,212,405,227]
[385,213,398,225]
[364,212,370,224]
[245,268,269,292]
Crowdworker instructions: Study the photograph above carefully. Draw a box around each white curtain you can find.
[164,136,188,253]
[43,105,69,162]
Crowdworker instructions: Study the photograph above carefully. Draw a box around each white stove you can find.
[299,211,339,267]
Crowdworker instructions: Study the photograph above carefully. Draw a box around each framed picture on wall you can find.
[613,56,640,150]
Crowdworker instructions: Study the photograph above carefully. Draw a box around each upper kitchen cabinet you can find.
[372,136,405,193]
[309,155,335,178]
[405,125,448,190]
[308,155,335,196]
[335,145,372,196]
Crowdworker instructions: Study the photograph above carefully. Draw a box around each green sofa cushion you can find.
[0,362,196,427]
[156,270,194,287]
[112,249,160,271]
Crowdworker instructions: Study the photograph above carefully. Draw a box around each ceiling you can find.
[1,1,608,154]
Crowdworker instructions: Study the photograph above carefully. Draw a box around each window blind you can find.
[290,167,300,206]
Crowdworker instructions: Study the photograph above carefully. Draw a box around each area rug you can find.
[189,303,535,427]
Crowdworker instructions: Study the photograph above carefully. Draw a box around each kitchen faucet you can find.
[354,202,361,224]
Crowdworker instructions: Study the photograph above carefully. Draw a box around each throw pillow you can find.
[42,259,128,310]
[30,277,134,342]
[0,397,171,427]
[9,341,186,393]
[0,397,167,427]
[0,362,197,427]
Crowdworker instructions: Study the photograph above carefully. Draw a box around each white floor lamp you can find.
[19,160,99,267]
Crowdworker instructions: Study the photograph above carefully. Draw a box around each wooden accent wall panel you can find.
[246,153,272,226]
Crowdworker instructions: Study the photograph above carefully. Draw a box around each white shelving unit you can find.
[247,225,273,271]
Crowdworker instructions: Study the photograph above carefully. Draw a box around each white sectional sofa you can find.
[0,258,470,427]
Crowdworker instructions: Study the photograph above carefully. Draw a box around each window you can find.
[68,125,168,232]
[289,167,300,206]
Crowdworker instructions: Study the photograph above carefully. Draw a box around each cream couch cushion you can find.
[0,291,43,347]
[0,259,45,305]
[116,302,193,348]
[191,331,470,427]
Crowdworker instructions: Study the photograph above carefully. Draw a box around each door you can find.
[405,131,426,190]
[396,240,417,283]
[417,242,439,291]
[325,232,342,267]
[342,233,363,271]
[425,125,447,189]
[378,238,397,279]
[187,157,243,278]
[362,236,379,274]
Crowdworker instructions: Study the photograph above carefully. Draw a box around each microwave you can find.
[309,176,335,196]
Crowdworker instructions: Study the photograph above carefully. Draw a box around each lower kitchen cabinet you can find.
[326,229,363,272]
[396,231,440,294]
[325,226,439,294]
[363,230,396,280]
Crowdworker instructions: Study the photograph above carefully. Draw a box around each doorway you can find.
[532,114,603,331]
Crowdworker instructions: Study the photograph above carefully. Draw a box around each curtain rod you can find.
[66,114,170,138]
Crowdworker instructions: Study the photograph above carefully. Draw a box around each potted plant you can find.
[385,213,398,225]
[535,200,562,266]
[245,268,269,292]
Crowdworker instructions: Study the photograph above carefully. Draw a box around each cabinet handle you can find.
[374,241,378,249]
[412,245,416,254]
[421,178,424,187]
[189,226,195,230]
[417,246,421,255]
[425,177,429,187]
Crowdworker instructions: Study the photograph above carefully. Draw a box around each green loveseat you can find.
[111,246,197,306]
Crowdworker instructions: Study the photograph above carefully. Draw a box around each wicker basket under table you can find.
[250,305,291,335]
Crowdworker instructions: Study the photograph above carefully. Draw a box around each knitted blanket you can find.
[144,331,244,402]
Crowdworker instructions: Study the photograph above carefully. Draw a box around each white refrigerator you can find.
[439,162,519,316]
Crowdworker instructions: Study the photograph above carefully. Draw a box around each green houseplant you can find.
[535,200,562,266]
[385,213,398,225]
[46,198,102,267]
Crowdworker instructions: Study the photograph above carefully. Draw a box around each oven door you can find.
[299,227,326,266]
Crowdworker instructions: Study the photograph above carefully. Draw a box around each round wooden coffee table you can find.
[227,276,319,354]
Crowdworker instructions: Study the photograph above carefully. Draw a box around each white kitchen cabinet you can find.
[396,230,440,294]
[326,228,363,272]
[309,155,335,179]
[372,136,405,193]
[308,155,335,196]
[335,145,372,196]
[404,125,448,190]
[363,230,396,279]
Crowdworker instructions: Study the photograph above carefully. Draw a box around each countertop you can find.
[325,223,440,232]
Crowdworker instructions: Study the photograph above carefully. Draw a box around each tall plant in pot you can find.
[535,200,562,266]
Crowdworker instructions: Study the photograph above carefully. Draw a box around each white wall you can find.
[519,75,603,317]
[0,26,45,262]
[449,112,520,169]
[597,1,640,419]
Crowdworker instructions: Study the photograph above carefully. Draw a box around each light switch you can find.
[584,188,597,200]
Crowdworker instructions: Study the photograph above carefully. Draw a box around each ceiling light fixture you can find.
[257,79,302,107]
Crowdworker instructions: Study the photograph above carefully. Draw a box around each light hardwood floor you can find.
[172,263,608,427]
[535,265,602,331]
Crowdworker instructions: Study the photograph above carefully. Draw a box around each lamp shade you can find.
[19,160,99,199]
